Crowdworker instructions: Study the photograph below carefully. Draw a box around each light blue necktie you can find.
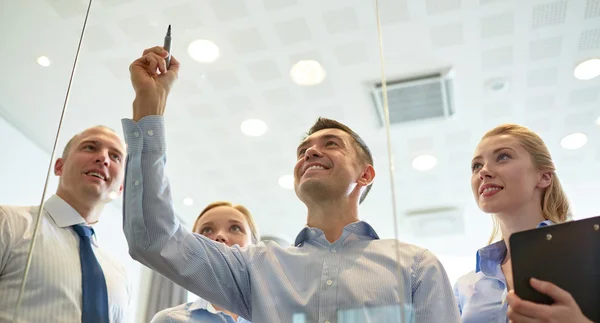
[72,224,110,323]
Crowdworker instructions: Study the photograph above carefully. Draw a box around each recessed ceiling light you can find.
[188,40,219,63]
[412,154,437,171]
[240,119,267,136]
[183,198,194,206]
[574,59,600,80]
[560,133,587,150]
[290,60,326,86]
[596,116,600,126]
[278,175,294,189]
[108,191,119,200]
[37,56,51,67]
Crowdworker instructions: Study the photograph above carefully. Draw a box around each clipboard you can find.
[509,215,600,322]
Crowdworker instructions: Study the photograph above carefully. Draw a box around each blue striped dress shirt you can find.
[121,116,460,323]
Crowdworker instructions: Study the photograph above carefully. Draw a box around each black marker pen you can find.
[164,25,172,69]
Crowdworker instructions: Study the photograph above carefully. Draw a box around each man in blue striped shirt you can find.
[121,46,460,323]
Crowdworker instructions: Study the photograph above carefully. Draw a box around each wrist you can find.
[132,94,166,122]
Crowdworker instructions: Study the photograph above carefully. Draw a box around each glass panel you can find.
[0,0,101,322]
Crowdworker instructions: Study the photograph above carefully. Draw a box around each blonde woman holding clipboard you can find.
[453,124,592,323]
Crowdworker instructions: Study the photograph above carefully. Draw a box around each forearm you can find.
[132,95,166,123]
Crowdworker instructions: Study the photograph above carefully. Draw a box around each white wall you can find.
[0,116,143,322]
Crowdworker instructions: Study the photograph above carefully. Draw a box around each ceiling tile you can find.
[531,0,567,29]
[483,102,513,118]
[579,28,600,51]
[480,0,507,4]
[527,67,559,87]
[563,110,597,128]
[228,28,267,55]
[249,139,285,158]
[162,2,202,30]
[262,0,298,11]
[426,0,462,14]
[85,25,116,52]
[223,96,255,115]
[322,7,360,34]
[585,0,600,19]
[170,77,206,98]
[186,103,221,120]
[524,116,555,133]
[100,0,135,6]
[430,23,464,48]
[289,51,323,65]
[526,94,555,113]
[302,81,335,99]
[529,37,562,61]
[46,0,86,19]
[209,0,250,22]
[103,58,130,79]
[445,130,472,147]
[274,18,312,45]
[569,87,599,106]
[118,15,156,42]
[482,46,513,68]
[480,12,514,38]
[247,60,282,83]
[334,41,369,66]
[315,105,346,123]
[407,136,434,153]
[208,70,241,91]
[199,165,229,183]
[263,88,293,106]
[378,0,410,24]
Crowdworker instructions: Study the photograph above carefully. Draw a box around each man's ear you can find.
[54,158,65,176]
[357,164,375,187]
[537,171,552,189]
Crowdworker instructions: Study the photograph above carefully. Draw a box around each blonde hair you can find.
[482,124,571,244]
[192,201,260,243]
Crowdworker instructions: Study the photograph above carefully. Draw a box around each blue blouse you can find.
[453,220,552,323]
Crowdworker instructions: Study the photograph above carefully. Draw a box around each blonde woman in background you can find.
[454,124,592,323]
[151,201,258,323]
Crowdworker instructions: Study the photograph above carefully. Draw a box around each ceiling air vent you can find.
[371,68,455,126]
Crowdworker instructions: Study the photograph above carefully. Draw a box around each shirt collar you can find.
[188,297,209,312]
[475,219,554,274]
[44,194,87,228]
[294,220,380,247]
[189,298,237,319]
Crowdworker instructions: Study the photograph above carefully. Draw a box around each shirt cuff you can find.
[121,115,166,153]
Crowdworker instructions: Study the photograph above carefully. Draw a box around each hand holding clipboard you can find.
[508,215,599,322]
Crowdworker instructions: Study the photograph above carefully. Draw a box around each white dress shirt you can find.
[0,194,130,323]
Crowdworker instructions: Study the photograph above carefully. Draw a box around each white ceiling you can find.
[1,0,599,260]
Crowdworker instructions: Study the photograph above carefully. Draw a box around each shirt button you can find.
[326,279,333,286]
[134,180,139,186]
[147,130,154,136]
[133,131,140,137]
